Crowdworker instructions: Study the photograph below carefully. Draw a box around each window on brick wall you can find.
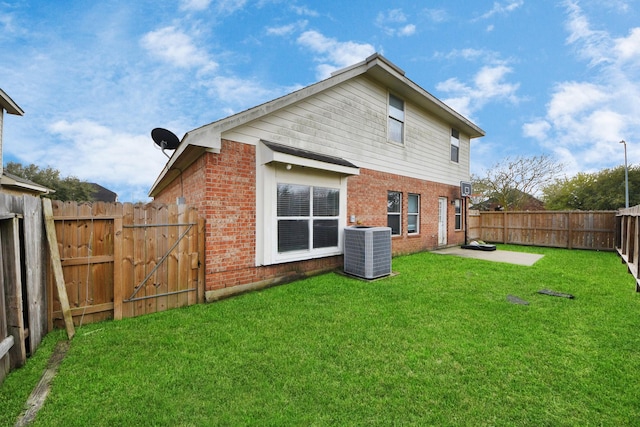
[408,193,420,234]
[387,191,402,235]
[454,199,462,230]
[277,183,340,253]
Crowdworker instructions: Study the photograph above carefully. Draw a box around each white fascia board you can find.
[0,89,24,116]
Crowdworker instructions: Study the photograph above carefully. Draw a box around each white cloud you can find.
[140,26,218,73]
[523,120,551,140]
[180,0,247,14]
[297,30,376,79]
[522,2,640,175]
[216,0,248,14]
[376,9,416,37]
[266,20,307,36]
[614,28,640,63]
[179,0,212,11]
[422,8,448,24]
[475,0,524,21]
[205,76,277,106]
[291,5,319,17]
[46,120,168,201]
[437,47,504,65]
[398,24,416,37]
[436,64,520,118]
[564,0,613,67]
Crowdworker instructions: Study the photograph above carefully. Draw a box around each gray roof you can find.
[261,140,358,169]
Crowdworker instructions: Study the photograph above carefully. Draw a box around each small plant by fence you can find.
[468,210,617,251]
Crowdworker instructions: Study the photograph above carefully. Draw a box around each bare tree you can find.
[472,154,563,211]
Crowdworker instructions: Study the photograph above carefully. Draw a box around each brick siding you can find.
[347,169,465,255]
[155,139,466,292]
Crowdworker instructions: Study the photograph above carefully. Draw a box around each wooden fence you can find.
[49,201,205,329]
[0,193,47,384]
[616,206,640,291]
[468,210,617,251]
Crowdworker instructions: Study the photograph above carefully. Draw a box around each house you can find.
[89,182,118,202]
[471,190,545,211]
[0,89,53,196]
[149,54,485,301]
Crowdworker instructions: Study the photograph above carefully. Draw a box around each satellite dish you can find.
[152,128,180,150]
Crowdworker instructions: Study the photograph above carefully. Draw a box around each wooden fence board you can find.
[21,195,46,356]
[1,215,26,368]
[43,199,75,340]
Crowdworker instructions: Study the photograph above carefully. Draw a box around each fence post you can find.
[503,211,507,244]
[629,216,640,279]
[567,212,573,249]
[113,217,123,320]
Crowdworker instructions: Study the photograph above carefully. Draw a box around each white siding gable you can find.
[223,75,470,186]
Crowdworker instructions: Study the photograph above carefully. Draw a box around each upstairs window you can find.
[387,191,402,235]
[451,129,460,163]
[388,94,405,144]
[277,184,339,253]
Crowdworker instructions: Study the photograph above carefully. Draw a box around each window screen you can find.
[387,191,402,235]
[277,183,339,253]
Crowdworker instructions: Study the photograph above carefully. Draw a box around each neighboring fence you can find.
[468,210,617,251]
[0,193,47,384]
[49,201,205,329]
[616,206,640,292]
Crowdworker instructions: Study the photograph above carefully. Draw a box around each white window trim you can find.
[388,93,405,145]
[257,148,354,266]
[454,199,462,230]
[408,193,420,235]
[276,184,341,258]
[451,129,460,163]
[387,190,402,236]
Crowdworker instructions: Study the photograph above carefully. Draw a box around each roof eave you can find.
[1,174,54,195]
[0,88,24,116]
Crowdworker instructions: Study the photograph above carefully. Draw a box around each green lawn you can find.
[2,246,640,426]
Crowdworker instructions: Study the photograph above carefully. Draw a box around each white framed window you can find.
[388,94,405,144]
[408,194,420,234]
[258,159,350,265]
[387,191,402,235]
[454,199,462,230]
[451,129,460,163]
[277,183,340,253]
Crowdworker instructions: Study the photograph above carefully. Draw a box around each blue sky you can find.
[1,0,640,201]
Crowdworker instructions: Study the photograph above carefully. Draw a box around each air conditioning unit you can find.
[343,226,392,279]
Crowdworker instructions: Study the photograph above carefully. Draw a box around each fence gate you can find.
[114,203,204,320]
[49,201,204,326]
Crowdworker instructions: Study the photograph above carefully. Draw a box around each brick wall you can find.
[347,169,465,254]
[155,139,466,293]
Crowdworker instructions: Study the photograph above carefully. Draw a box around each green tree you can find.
[472,154,563,211]
[5,162,96,201]
[543,165,640,210]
